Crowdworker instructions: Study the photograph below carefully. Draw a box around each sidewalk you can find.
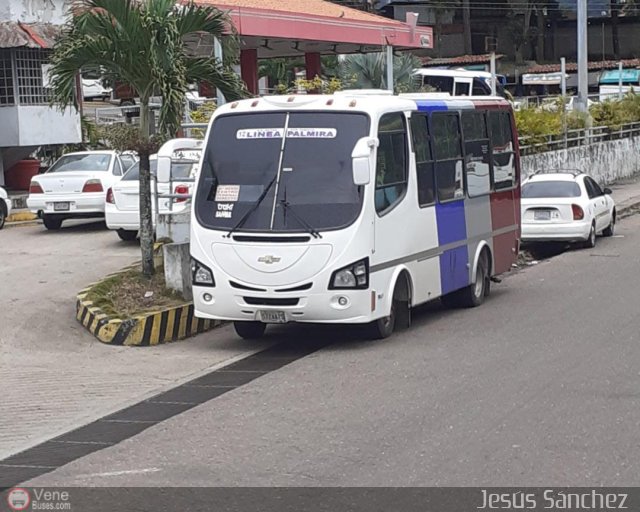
[608,176,640,215]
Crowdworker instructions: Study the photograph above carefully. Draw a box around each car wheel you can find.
[603,211,616,237]
[233,321,266,340]
[584,223,596,248]
[117,229,138,241]
[42,214,63,230]
[457,250,490,308]
[0,203,6,230]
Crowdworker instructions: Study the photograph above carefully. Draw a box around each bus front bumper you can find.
[192,286,376,324]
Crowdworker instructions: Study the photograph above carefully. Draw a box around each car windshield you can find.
[122,160,196,181]
[48,154,112,173]
[195,111,369,233]
[522,180,581,198]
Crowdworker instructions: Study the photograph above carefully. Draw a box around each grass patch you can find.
[85,265,186,318]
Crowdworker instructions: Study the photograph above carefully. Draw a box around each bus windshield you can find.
[195,112,369,233]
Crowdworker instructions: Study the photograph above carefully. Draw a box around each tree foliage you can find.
[48,0,248,277]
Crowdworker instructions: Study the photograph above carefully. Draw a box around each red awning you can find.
[196,0,433,57]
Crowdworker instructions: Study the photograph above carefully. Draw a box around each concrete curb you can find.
[616,197,640,219]
[76,266,221,346]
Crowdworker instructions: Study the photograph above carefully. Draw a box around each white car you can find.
[0,185,12,229]
[82,78,112,101]
[27,151,138,230]
[521,171,616,247]
[105,154,199,241]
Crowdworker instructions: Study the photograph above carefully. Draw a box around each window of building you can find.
[410,114,435,207]
[375,112,408,214]
[489,111,516,190]
[462,111,491,197]
[432,113,464,202]
[0,49,15,106]
[14,48,51,105]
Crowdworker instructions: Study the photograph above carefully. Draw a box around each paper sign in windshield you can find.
[236,128,337,139]
[215,185,240,202]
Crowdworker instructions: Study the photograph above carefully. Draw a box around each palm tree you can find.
[49,0,247,277]
[339,52,422,92]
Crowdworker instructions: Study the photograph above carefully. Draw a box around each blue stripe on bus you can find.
[436,200,470,295]
[414,100,448,112]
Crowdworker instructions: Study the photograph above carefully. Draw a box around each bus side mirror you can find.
[352,137,377,186]
[156,156,171,183]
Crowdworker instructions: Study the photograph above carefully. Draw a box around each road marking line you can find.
[74,467,162,478]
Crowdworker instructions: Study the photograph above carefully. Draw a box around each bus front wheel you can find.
[368,278,411,339]
[234,321,266,340]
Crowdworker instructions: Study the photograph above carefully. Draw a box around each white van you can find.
[413,69,507,98]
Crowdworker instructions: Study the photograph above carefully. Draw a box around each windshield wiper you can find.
[280,200,322,239]
[225,174,277,238]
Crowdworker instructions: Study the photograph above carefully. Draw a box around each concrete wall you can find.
[521,135,640,184]
[0,106,81,148]
[163,242,192,301]
[1,0,70,24]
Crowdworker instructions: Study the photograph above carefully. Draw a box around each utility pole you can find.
[490,51,497,96]
[576,0,589,112]
[385,46,394,92]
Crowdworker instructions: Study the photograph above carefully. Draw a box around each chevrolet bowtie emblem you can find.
[258,255,281,264]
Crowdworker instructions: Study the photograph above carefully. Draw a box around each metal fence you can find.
[519,121,640,155]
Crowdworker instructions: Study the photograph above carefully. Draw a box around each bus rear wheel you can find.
[234,321,266,340]
[442,250,490,308]
[458,250,490,307]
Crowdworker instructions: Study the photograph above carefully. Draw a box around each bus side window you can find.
[462,111,491,197]
[375,112,408,214]
[409,114,435,207]
[432,113,464,202]
[489,111,516,190]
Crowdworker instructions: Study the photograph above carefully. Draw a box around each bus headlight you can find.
[329,258,369,290]
[191,257,215,287]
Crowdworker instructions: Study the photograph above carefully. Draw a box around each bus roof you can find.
[215,92,511,118]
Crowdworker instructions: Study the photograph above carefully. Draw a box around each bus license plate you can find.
[54,202,70,211]
[534,210,551,220]
[259,310,286,323]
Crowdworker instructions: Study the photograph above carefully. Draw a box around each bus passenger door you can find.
[372,112,419,301]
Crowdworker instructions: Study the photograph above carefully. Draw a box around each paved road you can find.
[22,213,640,487]
[0,220,269,460]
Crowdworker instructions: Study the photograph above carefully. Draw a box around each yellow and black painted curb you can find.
[76,268,220,346]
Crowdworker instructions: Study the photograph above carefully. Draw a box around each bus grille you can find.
[243,297,300,306]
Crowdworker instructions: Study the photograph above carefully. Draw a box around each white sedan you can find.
[521,171,616,248]
[27,151,137,230]
[105,154,198,241]
[0,185,12,229]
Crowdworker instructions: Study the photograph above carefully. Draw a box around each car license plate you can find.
[259,310,286,323]
[53,202,70,211]
[534,210,551,220]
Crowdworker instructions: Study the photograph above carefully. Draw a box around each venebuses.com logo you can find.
[6,488,71,511]
[6,488,30,511]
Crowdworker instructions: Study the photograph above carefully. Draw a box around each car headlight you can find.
[191,257,215,287]
[329,258,369,290]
